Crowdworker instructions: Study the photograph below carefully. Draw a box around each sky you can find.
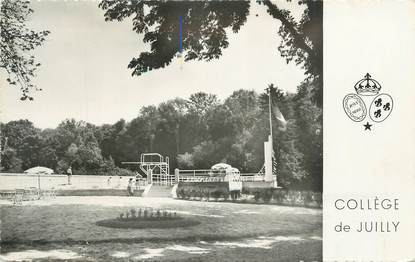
[0,1,306,129]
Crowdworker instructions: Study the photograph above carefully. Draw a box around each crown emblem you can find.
[344,73,393,131]
[354,73,381,96]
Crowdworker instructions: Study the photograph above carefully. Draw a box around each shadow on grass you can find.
[96,217,200,229]
[1,231,310,249]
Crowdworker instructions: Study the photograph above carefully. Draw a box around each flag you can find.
[272,156,278,176]
[272,102,287,131]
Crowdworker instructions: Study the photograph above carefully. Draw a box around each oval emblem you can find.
[369,93,393,122]
[343,94,367,122]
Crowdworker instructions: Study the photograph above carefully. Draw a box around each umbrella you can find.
[24,166,54,199]
[211,163,232,170]
[227,167,240,173]
[24,166,54,175]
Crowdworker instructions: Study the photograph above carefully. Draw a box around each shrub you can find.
[211,190,221,200]
[176,182,322,208]
[262,189,273,203]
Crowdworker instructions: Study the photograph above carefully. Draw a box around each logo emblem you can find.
[369,93,393,122]
[343,73,393,130]
[343,94,367,122]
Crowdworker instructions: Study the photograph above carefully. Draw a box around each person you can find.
[135,178,140,190]
[107,176,112,187]
[66,166,72,185]
[117,176,122,188]
[127,178,134,196]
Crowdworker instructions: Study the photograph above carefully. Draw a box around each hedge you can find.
[176,182,230,201]
[176,182,322,208]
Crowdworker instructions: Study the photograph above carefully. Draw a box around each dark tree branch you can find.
[262,0,315,61]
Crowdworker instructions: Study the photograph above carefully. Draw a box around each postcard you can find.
[0,0,413,261]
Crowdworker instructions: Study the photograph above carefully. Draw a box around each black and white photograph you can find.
[0,1,323,261]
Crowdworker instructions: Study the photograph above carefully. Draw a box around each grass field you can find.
[0,196,322,261]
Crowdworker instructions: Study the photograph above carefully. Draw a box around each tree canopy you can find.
[0,86,322,191]
[99,0,322,105]
[99,1,250,76]
[0,0,50,100]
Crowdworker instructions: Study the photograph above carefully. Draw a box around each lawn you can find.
[0,197,322,261]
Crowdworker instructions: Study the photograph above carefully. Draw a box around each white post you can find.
[37,173,41,199]
[266,87,276,185]
[264,135,273,182]
[148,169,153,184]
[175,168,179,184]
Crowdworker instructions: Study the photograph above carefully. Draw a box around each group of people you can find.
[106,175,143,196]
[65,167,143,196]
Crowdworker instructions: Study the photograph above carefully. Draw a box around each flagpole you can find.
[264,86,275,184]
[268,86,277,187]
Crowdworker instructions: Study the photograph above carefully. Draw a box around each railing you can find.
[176,168,226,183]
[147,169,277,186]
[177,169,226,177]
[0,187,57,205]
[151,174,175,186]
[134,178,147,189]
[177,176,264,183]
[177,176,225,183]
[140,153,164,163]
[175,170,276,183]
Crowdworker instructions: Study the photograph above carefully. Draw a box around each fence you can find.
[150,174,175,186]
[174,169,275,183]
[0,170,276,192]
[0,173,137,190]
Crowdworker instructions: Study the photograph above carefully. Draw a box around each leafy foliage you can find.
[1,85,322,191]
[99,0,322,105]
[99,1,250,76]
[0,0,50,100]
[261,0,322,106]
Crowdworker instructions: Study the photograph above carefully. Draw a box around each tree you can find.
[99,0,322,105]
[1,119,38,149]
[177,152,194,169]
[99,1,250,76]
[1,119,43,170]
[185,92,219,145]
[187,92,219,116]
[139,106,159,152]
[157,98,187,155]
[292,81,322,191]
[0,86,321,189]
[261,0,323,106]
[275,120,309,188]
[33,128,60,170]
[17,133,44,170]
[206,103,235,141]
[1,147,22,172]
[0,0,50,100]
[76,132,104,174]
[98,119,127,164]
[256,85,310,188]
[223,89,259,132]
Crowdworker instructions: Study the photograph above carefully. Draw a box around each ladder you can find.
[122,153,173,185]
